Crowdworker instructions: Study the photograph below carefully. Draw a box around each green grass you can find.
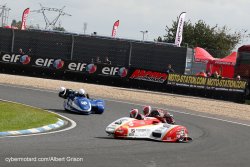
[246,100,250,105]
[0,101,59,132]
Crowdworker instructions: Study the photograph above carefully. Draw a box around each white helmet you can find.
[59,87,66,95]
[79,89,86,95]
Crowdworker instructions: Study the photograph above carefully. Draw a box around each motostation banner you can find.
[167,73,247,93]
[206,78,247,92]
[167,73,206,89]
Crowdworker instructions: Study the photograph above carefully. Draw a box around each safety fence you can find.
[0,28,188,74]
[0,52,247,103]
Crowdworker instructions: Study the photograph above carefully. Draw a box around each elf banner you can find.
[111,20,120,37]
[174,12,186,47]
[21,8,30,30]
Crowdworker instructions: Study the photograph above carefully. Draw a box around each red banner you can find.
[130,69,168,83]
[111,20,120,37]
[21,8,30,30]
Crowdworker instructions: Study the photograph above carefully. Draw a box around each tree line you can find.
[157,18,250,58]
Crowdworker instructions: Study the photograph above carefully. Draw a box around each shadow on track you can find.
[47,109,89,115]
[94,136,179,143]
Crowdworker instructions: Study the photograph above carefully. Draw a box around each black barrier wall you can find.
[130,42,187,73]
[0,52,247,103]
[73,35,130,66]
[0,28,188,73]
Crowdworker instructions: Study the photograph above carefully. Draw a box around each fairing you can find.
[106,117,192,142]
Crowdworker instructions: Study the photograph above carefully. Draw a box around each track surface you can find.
[1,85,250,167]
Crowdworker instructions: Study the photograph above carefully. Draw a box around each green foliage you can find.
[159,18,249,58]
[27,24,40,29]
[11,19,22,29]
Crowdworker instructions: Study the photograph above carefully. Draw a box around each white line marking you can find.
[52,124,60,128]
[8,131,21,135]
[0,83,250,127]
[28,129,40,133]
[42,126,52,130]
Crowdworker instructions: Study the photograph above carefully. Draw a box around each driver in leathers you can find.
[143,106,175,124]
[59,87,90,99]
[129,109,145,120]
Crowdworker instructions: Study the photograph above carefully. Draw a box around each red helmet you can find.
[143,106,152,116]
[130,109,139,118]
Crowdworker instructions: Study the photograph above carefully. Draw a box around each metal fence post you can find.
[70,35,75,60]
[128,42,132,67]
[11,29,15,53]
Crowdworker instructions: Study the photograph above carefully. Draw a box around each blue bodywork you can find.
[64,96,105,115]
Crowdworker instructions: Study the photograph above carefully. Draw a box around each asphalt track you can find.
[1,84,250,167]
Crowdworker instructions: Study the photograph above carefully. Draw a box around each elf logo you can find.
[1,54,31,65]
[102,66,128,77]
[68,62,87,72]
[67,62,97,74]
[35,58,64,69]
[20,55,31,64]
[86,64,97,74]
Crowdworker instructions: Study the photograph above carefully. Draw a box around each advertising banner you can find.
[0,52,32,66]
[32,57,65,70]
[206,78,247,92]
[111,20,120,37]
[167,74,206,89]
[65,62,129,78]
[0,52,129,78]
[175,12,186,47]
[63,61,96,74]
[0,52,247,96]
[167,73,247,93]
[129,69,168,83]
[21,8,30,30]
[97,65,128,78]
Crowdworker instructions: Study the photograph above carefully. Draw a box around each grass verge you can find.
[0,101,59,132]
